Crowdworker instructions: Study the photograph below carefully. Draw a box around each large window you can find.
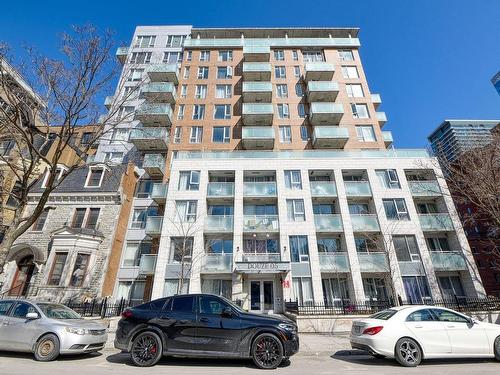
[322,278,349,305]
[163,51,183,63]
[351,104,369,119]
[199,50,210,62]
[69,253,90,287]
[376,169,400,189]
[290,235,309,262]
[170,237,193,263]
[383,199,410,220]
[206,239,233,254]
[217,66,233,79]
[279,126,292,143]
[317,238,342,253]
[277,104,290,119]
[116,281,146,303]
[130,207,158,229]
[201,279,232,300]
[284,170,302,190]
[274,50,285,61]
[135,179,153,198]
[195,84,207,99]
[293,277,313,304]
[130,52,151,64]
[197,66,209,79]
[426,237,450,252]
[393,235,420,262]
[302,51,324,62]
[164,279,189,297]
[122,241,152,267]
[362,277,388,301]
[176,200,198,222]
[212,126,230,143]
[286,199,305,222]
[189,126,203,143]
[346,84,364,98]
[135,35,156,48]
[338,50,354,61]
[216,84,232,99]
[166,35,186,47]
[192,105,205,120]
[214,104,231,120]
[275,66,286,79]
[218,50,233,62]
[276,84,288,98]
[48,253,68,286]
[403,276,431,304]
[178,171,200,191]
[341,66,359,79]
[355,125,376,142]
[71,207,100,230]
[438,276,465,299]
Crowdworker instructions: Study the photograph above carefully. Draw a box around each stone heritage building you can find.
[89,25,486,311]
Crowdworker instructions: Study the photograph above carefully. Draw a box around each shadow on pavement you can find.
[0,350,102,362]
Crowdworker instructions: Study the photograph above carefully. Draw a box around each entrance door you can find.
[9,256,35,297]
[250,280,274,313]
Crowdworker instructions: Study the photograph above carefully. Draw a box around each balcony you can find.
[104,96,113,110]
[116,47,129,64]
[430,251,467,271]
[350,214,380,232]
[140,82,176,104]
[241,253,282,262]
[358,253,388,273]
[242,62,272,81]
[312,127,349,149]
[314,214,343,232]
[143,154,166,177]
[318,254,350,272]
[376,112,387,126]
[202,254,233,273]
[207,182,234,198]
[382,131,393,147]
[242,82,273,102]
[243,181,277,197]
[371,93,382,109]
[242,103,274,125]
[344,181,372,196]
[134,104,173,127]
[309,102,344,125]
[243,45,270,62]
[310,181,337,197]
[304,62,335,81]
[398,261,425,276]
[242,127,275,150]
[138,254,157,275]
[307,81,339,102]
[129,127,169,151]
[145,216,163,237]
[204,215,234,233]
[146,64,178,84]
[151,183,168,203]
[243,215,279,232]
[419,213,454,231]
[408,181,441,197]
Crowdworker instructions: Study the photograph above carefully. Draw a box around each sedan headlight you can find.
[64,327,89,335]
[278,323,297,334]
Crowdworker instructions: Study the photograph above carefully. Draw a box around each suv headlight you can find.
[278,323,297,334]
[64,327,89,335]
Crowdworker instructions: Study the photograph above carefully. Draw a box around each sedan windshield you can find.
[369,309,397,320]
[37,303,81,319]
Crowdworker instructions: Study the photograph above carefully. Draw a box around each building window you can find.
[135,179,153,198]
[293,66,301,77]
[110,128,129,144]
[363,278,388,301]
[41,165,66,188]
[177,104,185,120]
[297,103,306,118]
[426,237,450,252]
[322,278,349,305]
[180,85,188,98]
[201,279,232,299]
[116,281,146,303]
[274,50,285,61]
[295,83,304,97]
[135,35,156,48]
[317,238,342,253]
[71,207,100,230]
[287,199,306,221]
[355,237,379,253]
[189,126,203,143]
[195,84,207,99]
[284,170,302,190]
[130,52,152,64]
[197,66,209,79]
[164,279,189,297]
[218,50,233,62]
[279,125,292,143]
[214,104,231,120]
[438,276,465,299]
[275,66,286,79]
[199,50,210,62]
[290,235,309,262]
[302,51,324,62]
[186,50,192,61]
[216,66,233,79]
[212,126,230,143]
[48,252,68,286]
[292,50,299,61]
[183,67,190,79]
[376,169,400,189]
[393,235,420,262]
[130,207,157,229]
[351,103,369,119]
[104,152,123,163]
[80,132,93,146]
[116,105,134,120]
[207,239,233,254]
[341,66,359,79]
[166,35,186,47]
[69,253,90,287]
[383,198,410,220]
[346,84,364,98]
[173,127,182,143]
[85,167,105,187]
[122,241,151,267]
[277,104,290,119]
[128,69,144,81]
[293,277,313,304]
[300,125,309,141]
[163,51,183,63]
[356,125,376,142]
[338,50,354,61]
[276,84,288,98]
[192,105,205,120]
[178,171,200,191]
[215,84,232,99]
[175,201,198,222]
[32,210,49,231]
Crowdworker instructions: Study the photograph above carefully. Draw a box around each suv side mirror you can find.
[221,307,234,318]
[26,312,39,320]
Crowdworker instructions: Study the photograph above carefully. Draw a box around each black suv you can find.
[115,293,299,369]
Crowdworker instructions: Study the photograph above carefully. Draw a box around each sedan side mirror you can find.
[221,307,234,318]
[26,312,39,320]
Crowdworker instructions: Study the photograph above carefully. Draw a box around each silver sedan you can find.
[0,299,108,361]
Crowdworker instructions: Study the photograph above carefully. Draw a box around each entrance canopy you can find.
[7,244,45,264]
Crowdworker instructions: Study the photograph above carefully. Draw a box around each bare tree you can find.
[0,25,147,275]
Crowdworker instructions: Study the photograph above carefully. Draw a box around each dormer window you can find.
[41,165,68,188]
[85,166,106,188]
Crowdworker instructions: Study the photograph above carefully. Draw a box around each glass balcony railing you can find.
[242,81,273,92]
[241,253,282,262]
[129,127,169,143]
[309,102,344,125]
[139,254,157,275]
[344,181,372,196]
[408,181,441,196]
[371,93,382,106]
[151,183,168,201]
[145,216,163,236]
[243,215,279,232]
[207,182,234,197]
[350,214,380,232]
[242,62,272,72]
[143,154,166,176]
[310,181,337,196]
[116,47,128,64]
[312,127,349,148]
[243,45,270,61]
[307,81,340,101]
[146,64,178,83]
[358,253,388,272]
[204,215,234,232]
[243,181,277,196]
[202,254,233,273]
[376,112,387,124]
[242,103,274,115]
[183,38,360,48]
[430,251,467,271]
[318,254,350,272]
[135,104,173,126]
[242,127,275,139]
[304,62,336,81]
[419,213,454,231]
[382,131,393,146]
[104,96,113,109]
[314,214,343,232]
[140,82,176,103]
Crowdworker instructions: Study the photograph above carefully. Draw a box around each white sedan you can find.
[350,305,500,367]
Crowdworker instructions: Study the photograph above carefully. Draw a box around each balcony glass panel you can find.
[139,254,157,275]
[408,181,441,196]
[243,181,277,196]
[242,103,274,115]
[242,62,272,73]
[202,254,233,272]
[143,154,166,172]
[358,253,388,272]
[204,215,234,232]
[243,215,279,232]
[184,38,360,48]
[350,214,380,231]
[141,82,176,96]
[344,181,372,196]
[310,102,343,114]
[145,216,163,235]
[241,253,282,262]
[207,182,234,197]
[314,214,343,232]
[305,62,335,72]
[318,254,350,272]
[419,214,453,231]
[307,81,339,92]
[242,82,273,92]
[430,252,467,271]
[382,131,393,143]
[313,127,349,139]
[376,112,387,122]
[136,103,173,117]
[151,183,168,199]
[310,181,337,196]
[242,127,275,139]
[130,127,169,141]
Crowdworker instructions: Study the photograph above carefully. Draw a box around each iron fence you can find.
[64,298,140,319]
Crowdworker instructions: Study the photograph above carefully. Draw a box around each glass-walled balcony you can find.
[430,251,467,271]
[204,215,234,233]
[408,181,441,196]
[242,82,273,102]
[309,102,344,125]
[207,182,235,197]
[134,104,173,127]
[350,214,380,232]
[307,81,339,102]
[243,215,279,232]
[243,45,271,62]
[140,82,176,104]
[314,214,343,232]
[304,62,335,81]
[312,127,349,149]
[151,182,168,203]
[242,62,272,81]
[201,254,233,273]
[318,253,350,272]
[143,154,166,177]
[145,216,163,237]
[243,181,277,197]
[310,181,337,197]
[242,103,274,125]
[242,127,275,150]
[344,181,372,196]
[376,111,387,126]
[241,253,282,262]
[129,127,169,151]
[371,93,382,109]
[358,253,388,272]
[419,213,454,231]
[116,47,128,64]
[146,64,178,84]
[382,131,393,147]
[138,254,157,275]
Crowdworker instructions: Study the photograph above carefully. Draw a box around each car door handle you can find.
[199,317,209,323]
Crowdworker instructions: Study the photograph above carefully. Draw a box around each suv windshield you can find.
[37,303,81,319]
[369,309,397,320]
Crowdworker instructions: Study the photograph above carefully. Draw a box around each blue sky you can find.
[1,0,499,148]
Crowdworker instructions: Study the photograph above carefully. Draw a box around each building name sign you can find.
[235,262,291,273]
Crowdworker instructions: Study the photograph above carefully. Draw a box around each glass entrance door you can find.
[250,280,274,313]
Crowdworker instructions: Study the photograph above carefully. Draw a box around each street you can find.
[0,335,498,375]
